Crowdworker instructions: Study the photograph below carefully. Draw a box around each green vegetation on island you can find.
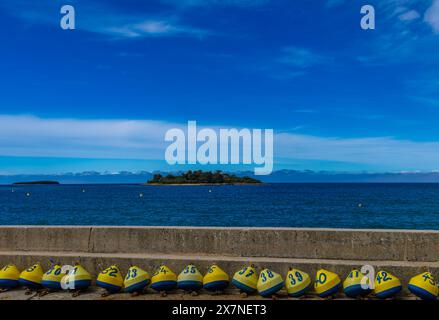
[12,181,60,185]
[147,170,261,185]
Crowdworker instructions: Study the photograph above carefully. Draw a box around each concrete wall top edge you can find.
[0,225,438,234]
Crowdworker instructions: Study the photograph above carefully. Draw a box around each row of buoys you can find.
[0,262,437,300]
[0,263,92,295]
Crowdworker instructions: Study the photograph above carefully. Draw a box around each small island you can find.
[12,181,60,185]
[147,170,261,185]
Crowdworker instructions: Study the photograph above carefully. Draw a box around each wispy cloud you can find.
[0,0,210,39]
[2,115,439,171]
[100,19,210,39]
[352,1,439,67]
[293,109,318,114]
[0,115,176,159]
[160,0,270,8]
[269,46,331,79]
[278,46,330,69]
[409,95,439,107]
[399,9,421,21]
[425,0,439,33]
[276,133,439,170]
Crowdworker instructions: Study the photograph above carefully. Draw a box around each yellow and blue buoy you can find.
[257,268,284,297]
[0,264,20,289]
[408,272,438,300]
[124,266,150,293]
[374,270,402,299]
[314,269,341,298]
[151,265,177,292]
[343,269,370,298]
[203,264,229,292]
[64,264,92,290]
[177,264,203,292]
[41,264,65,290]
[19,263,44,289]
[232,265,258,294]
[96,265,124,293]
[285,268,312,298]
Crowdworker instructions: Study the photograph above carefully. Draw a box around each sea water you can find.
[1,183,439,229]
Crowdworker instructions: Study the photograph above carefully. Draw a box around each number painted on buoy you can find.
[125,268,138,280]
[317,272,327,284]
[422,273,434,285]
[349,270,359,278]
[183,265,196,274]
[376,271,391,284]
[288,271,303,285]
[26,265,37,272]
[237,267,255,278]
[245,269,254,277]
[102,267,118,277]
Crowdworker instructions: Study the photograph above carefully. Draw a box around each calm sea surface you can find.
[1,183,439,229]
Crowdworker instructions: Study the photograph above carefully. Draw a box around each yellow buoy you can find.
[374,270,402,299]
[42,264,65,290]
[343,269,370,298]
[203,264,229,292]
[64,263,92,290]
[151,265,177,292]
[408,272,438,300]
[285,268,312,297]
[96,265,124,293]
[232,265,258,294]
[124,266,151,293]
[257,268,283,297]
[19,263,44,289]
[314,269,341,298]
[177,264,203,291]
[0,264,20,289]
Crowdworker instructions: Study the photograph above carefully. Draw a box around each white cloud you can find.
[0,1,210,39]
[2,115,439,171]
[275,133,439,170]
[399,10,420,21]
[0,115,177,159]
[102,20,209,38]
[425,0,439,33]
[278,46,330,69]
[160,0,269,7]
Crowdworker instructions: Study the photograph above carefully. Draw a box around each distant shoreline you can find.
[145,182,263,186]
[12,181,60,185]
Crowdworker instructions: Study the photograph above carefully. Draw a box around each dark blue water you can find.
[1,184,439,229]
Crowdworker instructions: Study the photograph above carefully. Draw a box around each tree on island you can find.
[147,170,261,184]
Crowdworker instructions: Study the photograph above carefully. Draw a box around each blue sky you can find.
[1,0,439,174]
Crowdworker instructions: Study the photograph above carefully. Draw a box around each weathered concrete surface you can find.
[0,226,438,293]
[1,226,439,261]
[0,226,92,252]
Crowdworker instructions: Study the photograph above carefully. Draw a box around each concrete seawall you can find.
[1,226,438,291]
